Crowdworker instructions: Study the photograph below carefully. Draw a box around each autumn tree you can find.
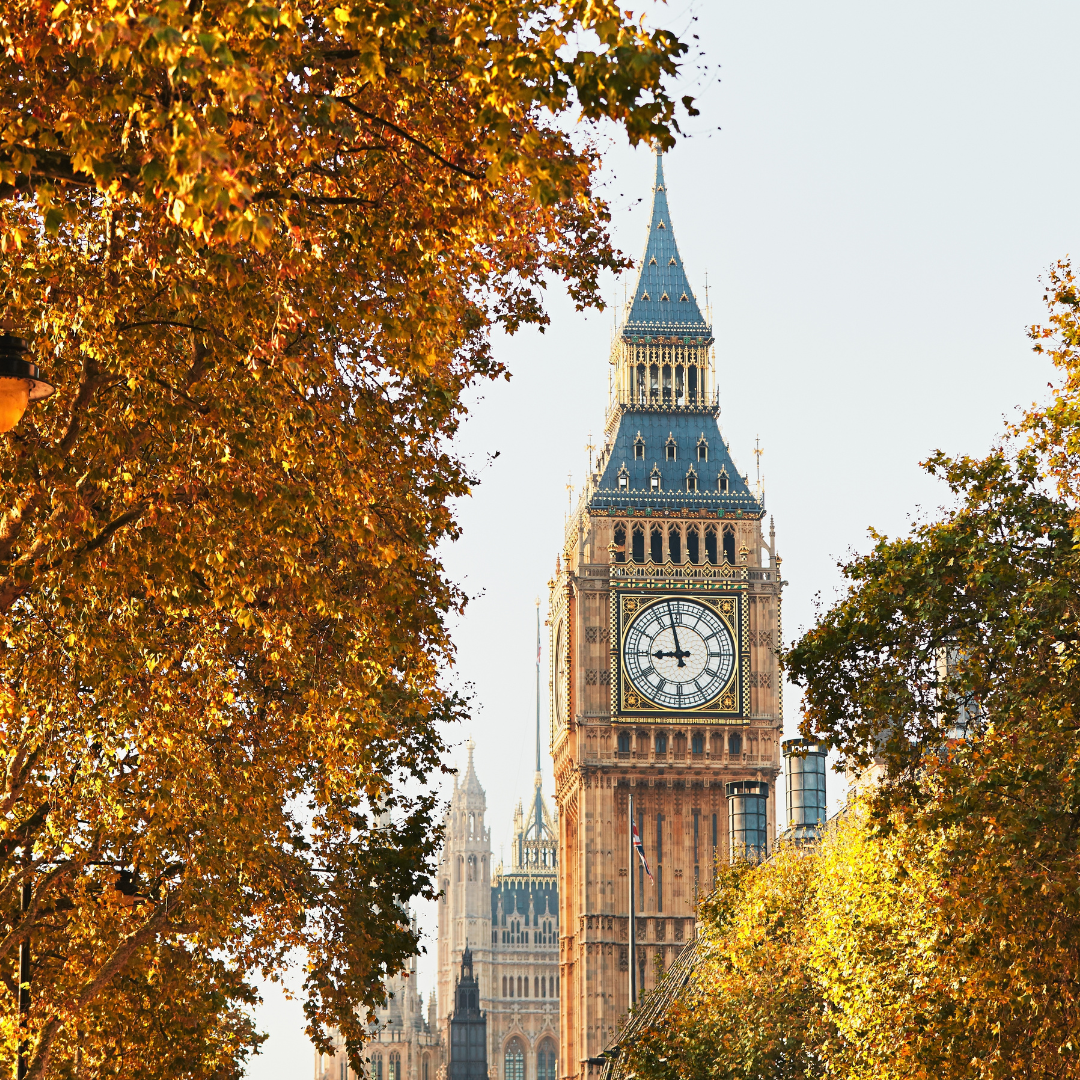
[0,2,696,1076]
[624,850,832,1080]
[785,260,1080,1077]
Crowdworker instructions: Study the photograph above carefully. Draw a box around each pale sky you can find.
[248,3,1080,1076]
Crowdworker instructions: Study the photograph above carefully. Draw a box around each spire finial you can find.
[654,145,665,191]
[534,599,542,776]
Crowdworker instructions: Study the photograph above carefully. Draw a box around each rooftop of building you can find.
[590,409,763,517]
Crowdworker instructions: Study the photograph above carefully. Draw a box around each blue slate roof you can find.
[625,153,710,339]
[591,408,762,515]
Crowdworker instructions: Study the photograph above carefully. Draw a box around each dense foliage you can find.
[622,265,1080,1079]
[0,2,694,1077]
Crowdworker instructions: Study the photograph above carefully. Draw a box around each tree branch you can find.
[23,898,176,1080]
[333,101,486,181]
[0,861,70,969]
[0,801,50,863]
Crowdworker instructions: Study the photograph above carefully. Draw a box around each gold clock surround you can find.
[611,588,748,722]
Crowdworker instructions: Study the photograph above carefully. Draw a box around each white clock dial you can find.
[623,598,736,710]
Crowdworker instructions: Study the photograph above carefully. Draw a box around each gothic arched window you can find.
[389,1053,401,1080]
[723,526,736,566]
[692,732,705,755]
[667,526,681,563]
[505,1039,525,1080]
[655,734,668,755]
[697,435,708,461]
[423,1056,430,1080]
[718,466,729,493]
[686,467,698,492]
[502,975,507,997]
[617,465,629,491]
[372,1055,383,1080]
[613,522,627,563]
[664,434,677,461]
[649,467,661,492]
[704,524,718,565]
[650,525,663,563]
[686,526,699,565]
[729,732,742,757]
[538,1040,557,1080]
[617,732,631,754]
[631,524,645,564]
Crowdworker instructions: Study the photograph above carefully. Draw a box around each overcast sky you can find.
[248,3,1080,1076]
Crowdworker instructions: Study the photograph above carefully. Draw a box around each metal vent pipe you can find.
[782,738,827,840]
[726,780,769,862]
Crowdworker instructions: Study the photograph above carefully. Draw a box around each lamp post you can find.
[0,334,54,432]
[1,332,52,1079]
[16,873,29,1080]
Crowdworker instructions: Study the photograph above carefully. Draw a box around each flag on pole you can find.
[631,818,653,882]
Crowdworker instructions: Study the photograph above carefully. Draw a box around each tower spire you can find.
[535,598,541,775]
[622,150,708,335]
[532,598,544,839]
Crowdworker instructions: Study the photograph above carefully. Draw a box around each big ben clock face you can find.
[613,591,745,719]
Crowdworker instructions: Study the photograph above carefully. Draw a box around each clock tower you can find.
[549,153,783,1080]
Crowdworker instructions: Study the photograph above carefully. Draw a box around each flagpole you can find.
[629,792,636,1011]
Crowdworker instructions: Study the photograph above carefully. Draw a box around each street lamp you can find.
[0,334,54,432]
[1,331,54,1079]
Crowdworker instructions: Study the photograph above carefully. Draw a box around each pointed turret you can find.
[624,151,709,337]
[461,738,483,797]
[529,599,548,842]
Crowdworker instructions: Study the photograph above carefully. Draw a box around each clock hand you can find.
[666,601,689,667]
